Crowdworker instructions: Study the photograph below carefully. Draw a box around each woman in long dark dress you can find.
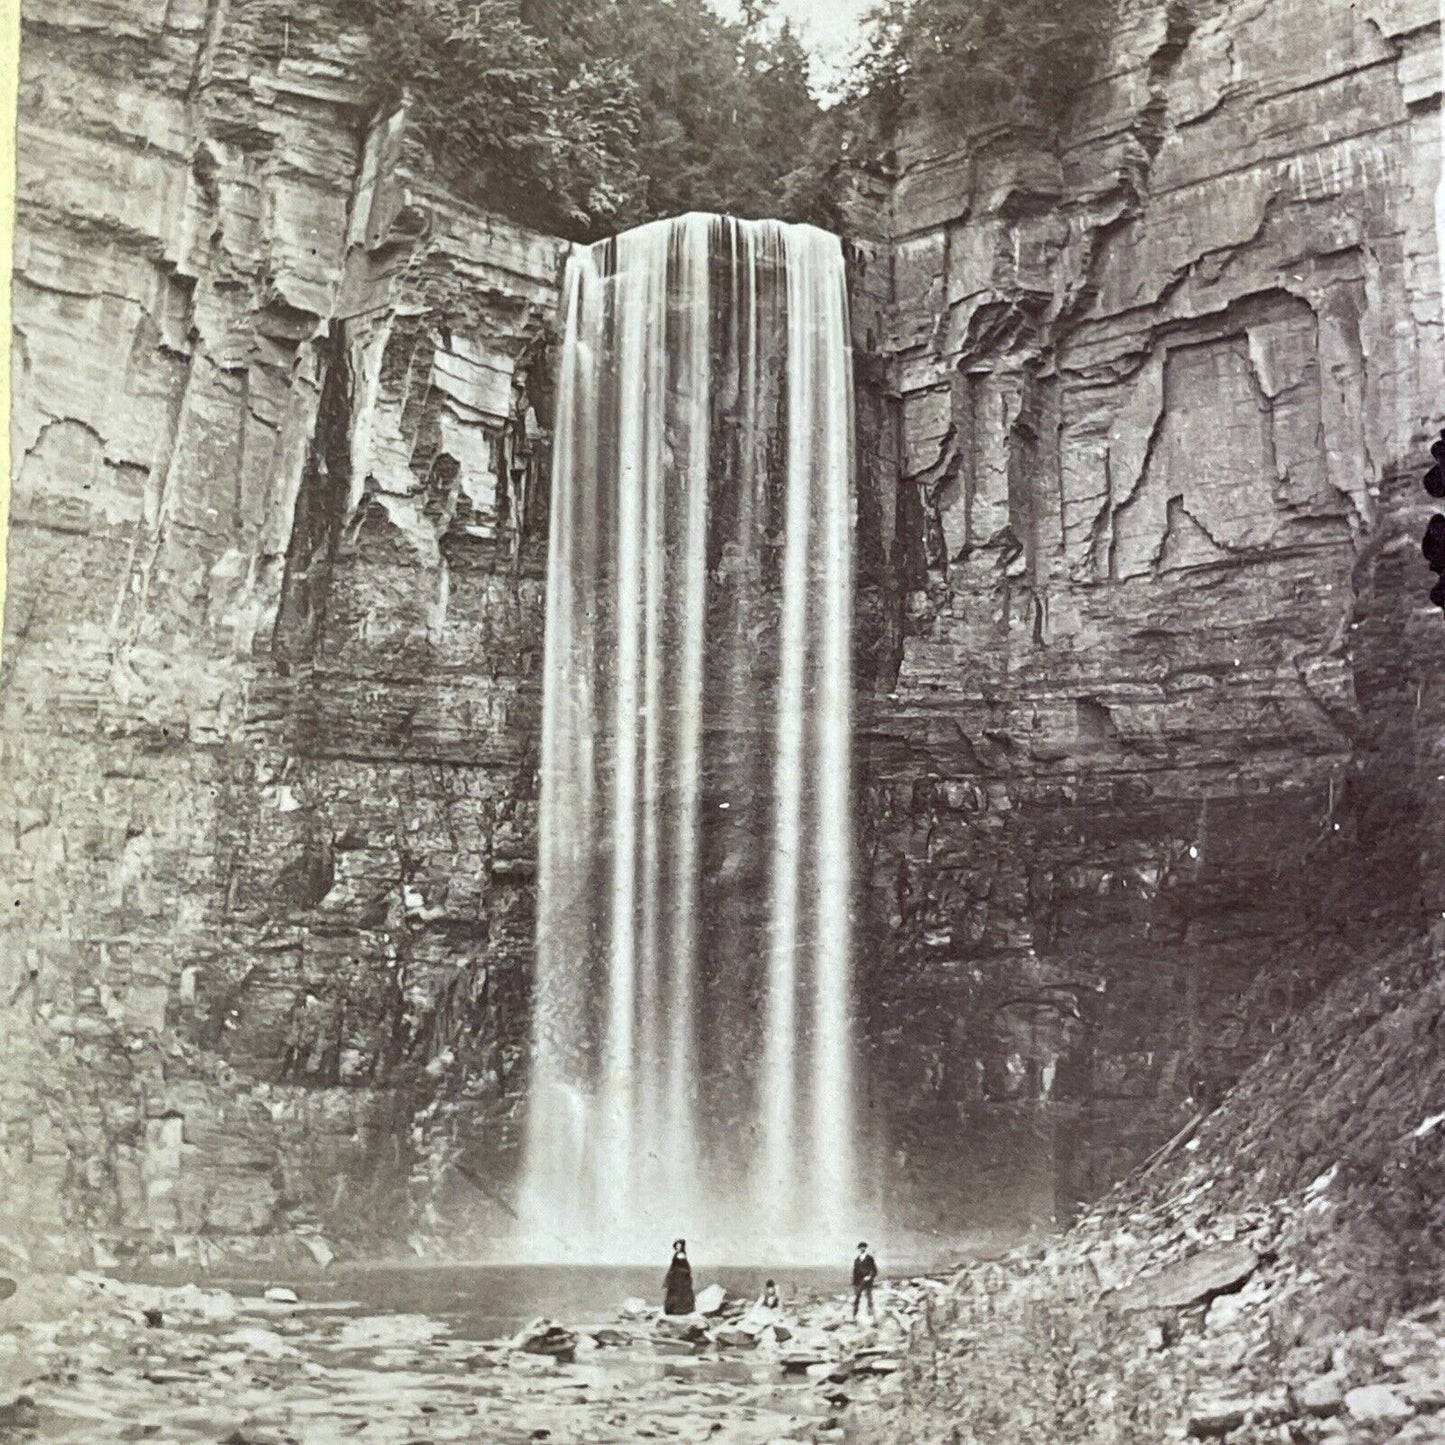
[663,1238,694,1315]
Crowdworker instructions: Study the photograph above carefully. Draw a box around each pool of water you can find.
[122,1263,854,1341]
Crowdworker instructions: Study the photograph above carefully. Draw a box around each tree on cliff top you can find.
[359,0,830,237]
[855,0,1120,134]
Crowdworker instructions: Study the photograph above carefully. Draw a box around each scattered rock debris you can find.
[0,1273,909,1443]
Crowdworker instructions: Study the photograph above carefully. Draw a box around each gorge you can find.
[1,0,1442,1282]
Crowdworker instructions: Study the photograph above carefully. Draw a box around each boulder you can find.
[853,1356,900,1376]
[299,1237,335,1269]
[1293,1376,1344,1417]
[654,1314,709,1343]
[262,1287,298,1305]
[1343,1385,1414,1423]
[222,1326,294,1359]
[695,1283,727,1316]
[781,1350,828,1375]
[0,1398,38,1434]
[716,1327,760,1349]
[169,1284,240,1323]
[1402,1375,1445,1411]
[589,1327,631,1348]
[1109,1242,1259,1313]
[0,1278,16,1304]
[512,1318,579,1362]
[1186,1400,1250,1438]
[619,1297,651,1320]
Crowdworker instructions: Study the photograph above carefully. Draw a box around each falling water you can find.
[519,213,855,1264]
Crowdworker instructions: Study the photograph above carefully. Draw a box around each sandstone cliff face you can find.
[4,0,1442,1262]
[846,0,1445,1234]
[2,0,563,1261]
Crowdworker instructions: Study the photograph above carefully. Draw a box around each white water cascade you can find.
[518,213,856,1264]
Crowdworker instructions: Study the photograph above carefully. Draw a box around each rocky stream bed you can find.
[0,1271,916,1444]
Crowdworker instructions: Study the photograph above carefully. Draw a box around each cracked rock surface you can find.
[3,0,564,1261]
[841,0,1445,1234]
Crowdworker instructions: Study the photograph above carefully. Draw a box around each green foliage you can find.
[856,0,1121,133]
[356,0,833,237]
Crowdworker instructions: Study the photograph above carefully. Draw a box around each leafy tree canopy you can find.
[852,0,1119,134]
[351,0,1122,238]
[356,0,828,237]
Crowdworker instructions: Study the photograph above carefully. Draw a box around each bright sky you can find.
[708,0,876,90]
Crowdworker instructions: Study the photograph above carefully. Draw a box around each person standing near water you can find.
[664,1239,694,1315]
[851,1242,878,1322]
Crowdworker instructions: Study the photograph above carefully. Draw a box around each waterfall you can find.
[519,213,855,1264]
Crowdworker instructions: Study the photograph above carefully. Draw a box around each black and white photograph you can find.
[1,0,1444,1439]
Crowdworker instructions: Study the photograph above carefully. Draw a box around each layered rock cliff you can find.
[844,0,1444,1234]
[2,0,1442,1262]
[2,0,563,1261]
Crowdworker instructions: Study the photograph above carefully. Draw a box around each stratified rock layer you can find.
[844,0,1444,1235]
[2,0,564,1260]
[4,0,1444,1259]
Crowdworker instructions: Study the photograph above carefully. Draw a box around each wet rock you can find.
[513,1318,578,1362]
[142,1308,163,1328]
[1344,1384,1414,1423]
